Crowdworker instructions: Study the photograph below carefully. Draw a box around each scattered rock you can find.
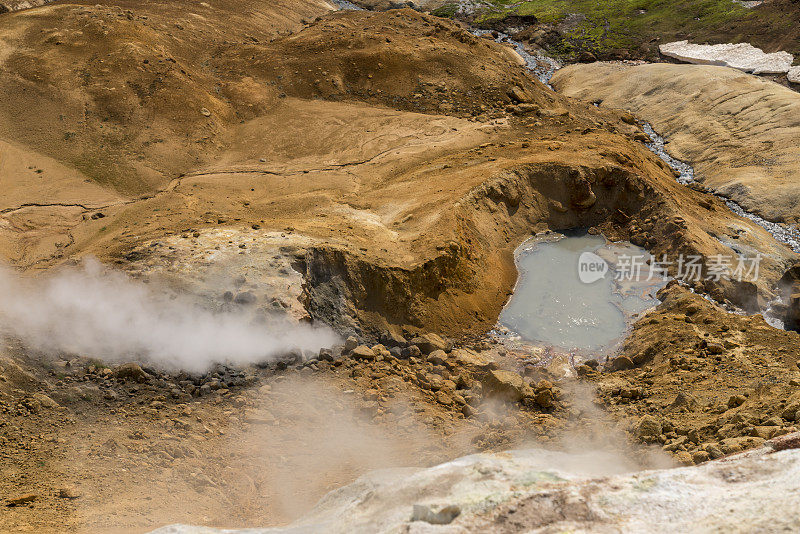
[30,393,60,410]
[427,350,448,366]
[750,426,779,440]
[58,487,81,500]
[114,363,150,383]
[400,345,422,359]
[482,370,528,402]
[350,345,377,360]
[720,436,765,454]
[434,391,454,406]
[344,336,359,352]
[410,333,447,354]
[507,85,533,104]
[608,355,634,371]
[781,399,800,421]
[380,330,407,347]
[318,348,334,362]
[636,415,663,442]
[702,443,724,460]
[451,348,496,370]
[728,394,747,408]
[663,435,688,452]
[669,392,698,410]
[534,388,555,409]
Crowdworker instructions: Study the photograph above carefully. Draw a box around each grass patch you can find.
[432,3,460,18]
[474,0,753,56]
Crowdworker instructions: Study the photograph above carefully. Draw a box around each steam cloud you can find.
[0,260,339,371]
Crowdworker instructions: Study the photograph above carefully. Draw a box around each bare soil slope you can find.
[1,5,795,338]
[2,4,800,531]
[551,62,800,224]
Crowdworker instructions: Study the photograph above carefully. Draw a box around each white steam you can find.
[0,260,339,372]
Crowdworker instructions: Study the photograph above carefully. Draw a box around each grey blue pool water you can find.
[497,233,667,354]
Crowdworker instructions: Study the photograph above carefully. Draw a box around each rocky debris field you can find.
[3,280,800,531]
[0,332,575,532]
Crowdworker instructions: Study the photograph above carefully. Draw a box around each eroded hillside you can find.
[1,4,795,337]
[2,0,800,532]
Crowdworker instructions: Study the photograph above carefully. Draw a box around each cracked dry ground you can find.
[1,0,800,532]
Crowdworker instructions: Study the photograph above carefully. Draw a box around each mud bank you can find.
[297,151,794,339]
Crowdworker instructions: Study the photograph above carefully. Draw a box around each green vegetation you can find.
[472,0,754,58]
[432,3,460,18]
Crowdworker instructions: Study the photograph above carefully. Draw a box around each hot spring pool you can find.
[497,231,668,356]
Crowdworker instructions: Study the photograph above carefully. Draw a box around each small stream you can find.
[329,0,363,10]
[470,30,561,86]
[641,123,694,184]
[641,123,800,253]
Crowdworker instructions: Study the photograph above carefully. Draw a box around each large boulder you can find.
[481,369,530,402]
[451,349,496,370]
[409,333,447,355]
[349,345,377,361]
[114,362,150,383]
[635,415,663,442]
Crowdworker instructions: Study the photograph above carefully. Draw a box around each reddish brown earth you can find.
[1,0,799,532]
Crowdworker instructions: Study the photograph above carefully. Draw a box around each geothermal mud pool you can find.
[496,232,666,358]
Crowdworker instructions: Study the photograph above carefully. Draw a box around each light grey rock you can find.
[148,434,800,534]
[660,40,794,74]
[1,0,54,12]
[410,504,461,525]
[789,66,800,84]
[343,336,359,352]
